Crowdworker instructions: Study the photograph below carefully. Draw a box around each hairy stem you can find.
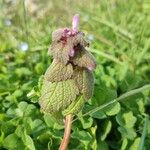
[59,114,73,150]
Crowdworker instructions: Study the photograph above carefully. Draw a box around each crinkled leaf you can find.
[44,60,73,82]
[72,32,89,47]
[71,46,96,70]
[73,67,94,100]
[51,28,64,42]
[49,42,71,64]
[39,79,79,113]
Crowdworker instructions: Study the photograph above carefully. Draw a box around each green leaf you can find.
[22,130,35,150]
[78,112,93,129]
[101,120,112,141]
[121,138,128,150]
[39,79,79,113]
[83,104,106,119]
[35,62,45,74]
[73,67,94,100]
[71,47,96,71]
[129,138,140,150]
[3,133,24,150]
[118,127,137,140]
[123,111,137,128]
[104,102,120,116]
[15,67,32,77]
[50,40,70,64]
[63,95,85,115]
[12,89,23,98]
[15,126,24,137]
[44,61,73,82]
[44,114,64,129]
[97,140,109,150]
[0,131,4,146]
[72,130,92,141]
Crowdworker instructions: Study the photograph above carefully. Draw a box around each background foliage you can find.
[0,0,150,149]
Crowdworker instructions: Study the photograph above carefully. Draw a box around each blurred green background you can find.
[0,0,150,150]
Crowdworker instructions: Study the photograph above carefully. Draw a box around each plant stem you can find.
[59,114,73,150]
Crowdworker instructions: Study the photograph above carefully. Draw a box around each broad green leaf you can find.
[12,89,23,98]
[31,119,44,131]
[15,102,37,117]
[3,133,24,150]
[39,79,79,113]
[119,71,142,92]
[93,86,117,106]
[18,101,28,112]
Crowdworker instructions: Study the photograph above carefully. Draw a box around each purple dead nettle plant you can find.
[39,14,96,150]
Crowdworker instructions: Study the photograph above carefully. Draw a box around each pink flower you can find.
[69,48,75,57]
[72,14,80,32]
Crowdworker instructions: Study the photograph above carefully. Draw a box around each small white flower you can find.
[87,34,94,41]
[19,42,29,51]
[4,19,11,26]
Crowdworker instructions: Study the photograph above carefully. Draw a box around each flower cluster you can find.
[39,15,96,121]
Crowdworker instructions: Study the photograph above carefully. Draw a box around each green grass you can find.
[0,0,150,149]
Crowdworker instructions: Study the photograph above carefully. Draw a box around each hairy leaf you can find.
[71,46,96,70]
[49,42,71,64]
[73,67,94,100]
[39,79,79,113]
[44,60,73,82]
